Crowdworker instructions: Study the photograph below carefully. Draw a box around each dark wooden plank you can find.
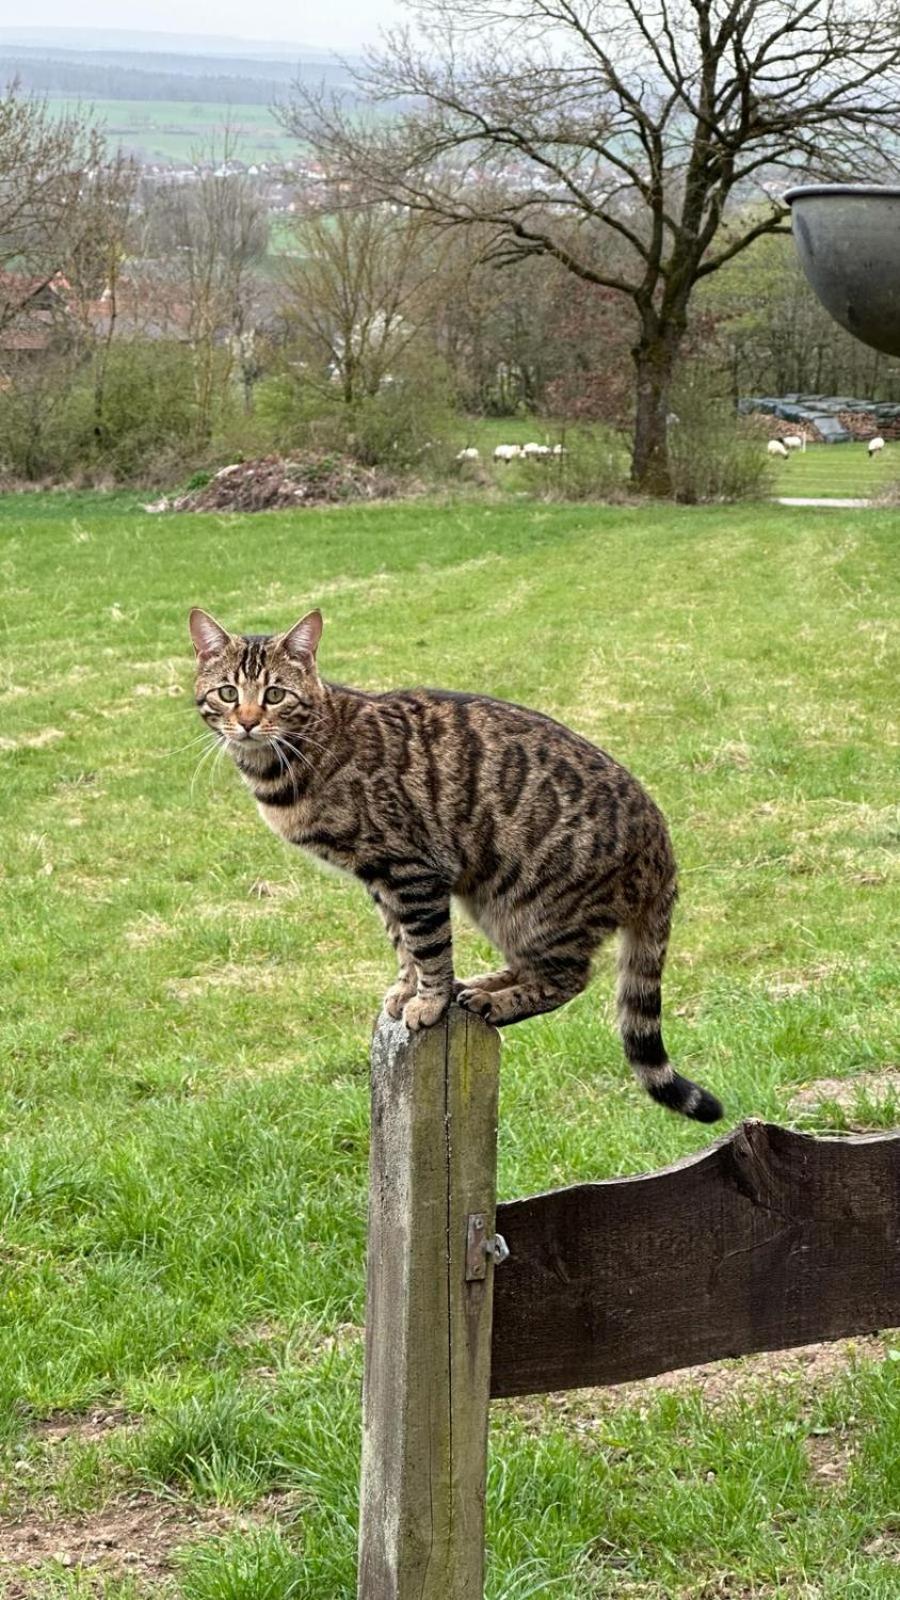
[491,1119,900,1398]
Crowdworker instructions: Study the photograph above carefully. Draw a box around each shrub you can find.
[0,355,85,481]
[243,345,455,469]
[93,343,223,480]
[542,425,627,500]
[667,375,774,503]
[0,342,226,484]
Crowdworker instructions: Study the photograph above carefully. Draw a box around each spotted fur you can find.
[189,607,722,1122]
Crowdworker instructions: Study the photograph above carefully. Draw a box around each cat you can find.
[190,606,722,1123]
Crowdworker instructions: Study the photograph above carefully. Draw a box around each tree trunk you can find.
[631,329,682,497]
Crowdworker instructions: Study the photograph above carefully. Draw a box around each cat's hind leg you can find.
[457,950,591,1026]
[453,968,515,998]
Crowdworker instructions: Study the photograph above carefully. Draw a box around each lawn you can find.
[0,491,898,1598]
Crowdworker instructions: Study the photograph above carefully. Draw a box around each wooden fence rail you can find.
[358,1006,900,1598]
[492,1117,900,1396]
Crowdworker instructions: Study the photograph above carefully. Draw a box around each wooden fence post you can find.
[358,1004,501,1600]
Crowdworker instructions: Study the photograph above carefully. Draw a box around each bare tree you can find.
[61,157,138,448]
[0,86,123,330]
[144,141,269,439]
[281,190,444,405]
[284,0,900,494]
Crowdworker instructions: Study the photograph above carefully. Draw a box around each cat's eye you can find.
[218,685,239,703]
[263,686,286,704]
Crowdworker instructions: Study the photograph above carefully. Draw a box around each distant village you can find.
[136,154,328,216]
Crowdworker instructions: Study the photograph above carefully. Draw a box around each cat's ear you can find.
[189,608,231,661]
[281,610,323,661]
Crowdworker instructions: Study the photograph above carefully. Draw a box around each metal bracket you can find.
[465,1213,510,1280]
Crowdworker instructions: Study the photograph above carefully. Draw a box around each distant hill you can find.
[0,26,384,168]
[0,28,339,59]
[0,27,363,140]
[0,50,354,107]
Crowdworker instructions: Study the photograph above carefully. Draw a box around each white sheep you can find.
[493,443,522,462]
[782,433,805,451]
[456,446,480,462]
[767,439,789,458]
[551,444,567,456]
[519,441,542,458]
[868,435,885,457]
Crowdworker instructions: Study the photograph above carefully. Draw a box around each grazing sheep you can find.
[493,443,522,462]
[868,435,885,457]
[782,433,805,451]
[520,441,543,458]
[767,439,789,459]
[551,443,568,456]
[456,446,480,462]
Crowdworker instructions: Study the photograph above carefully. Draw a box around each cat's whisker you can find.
[271,735,310,789]
[158,731,220,761]
[189,737,225,798]
[274,736,316,777]
[274,724,330,753]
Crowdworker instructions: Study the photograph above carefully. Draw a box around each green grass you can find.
[454,420,899,501]
[759,440,896,500]
[1,491,898,1596]
[48,97,298,163]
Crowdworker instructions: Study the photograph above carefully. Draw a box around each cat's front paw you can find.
[383,976,417,1020]
[402,993,450,1031]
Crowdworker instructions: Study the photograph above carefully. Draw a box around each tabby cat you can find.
[190,607,722,1122]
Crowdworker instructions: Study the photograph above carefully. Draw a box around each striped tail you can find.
[617,915,722,1124]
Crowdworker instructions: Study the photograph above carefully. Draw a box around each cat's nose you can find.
[236,705,263,730]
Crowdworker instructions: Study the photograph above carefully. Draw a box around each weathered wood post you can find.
[358,1004,501,1600]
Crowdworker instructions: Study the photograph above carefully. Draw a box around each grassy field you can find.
[1,491,898,1597]
[769,442,898,500]
[453,421,898,501]
[48,97,297,163]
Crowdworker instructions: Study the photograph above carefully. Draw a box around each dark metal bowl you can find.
[784,184,900,358]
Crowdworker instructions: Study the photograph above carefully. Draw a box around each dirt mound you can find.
[164,454,399,513]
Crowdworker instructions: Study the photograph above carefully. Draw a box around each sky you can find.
[7,2,406,52]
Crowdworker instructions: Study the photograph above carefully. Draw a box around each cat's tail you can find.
[617,913,723,1123]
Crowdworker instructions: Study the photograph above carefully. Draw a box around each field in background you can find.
[47,96,297,162]
[1,493,898,1597]
[770,441,898,500]
[453,421,898,500]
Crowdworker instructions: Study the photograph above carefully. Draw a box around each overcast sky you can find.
[13,2,407,52]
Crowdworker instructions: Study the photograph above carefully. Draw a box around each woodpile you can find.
[751,414,822,442]
[743,394,900,443]
[838,410,900,441]
[153,455,400,514]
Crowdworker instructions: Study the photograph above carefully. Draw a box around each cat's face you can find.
[189,609,325,757]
